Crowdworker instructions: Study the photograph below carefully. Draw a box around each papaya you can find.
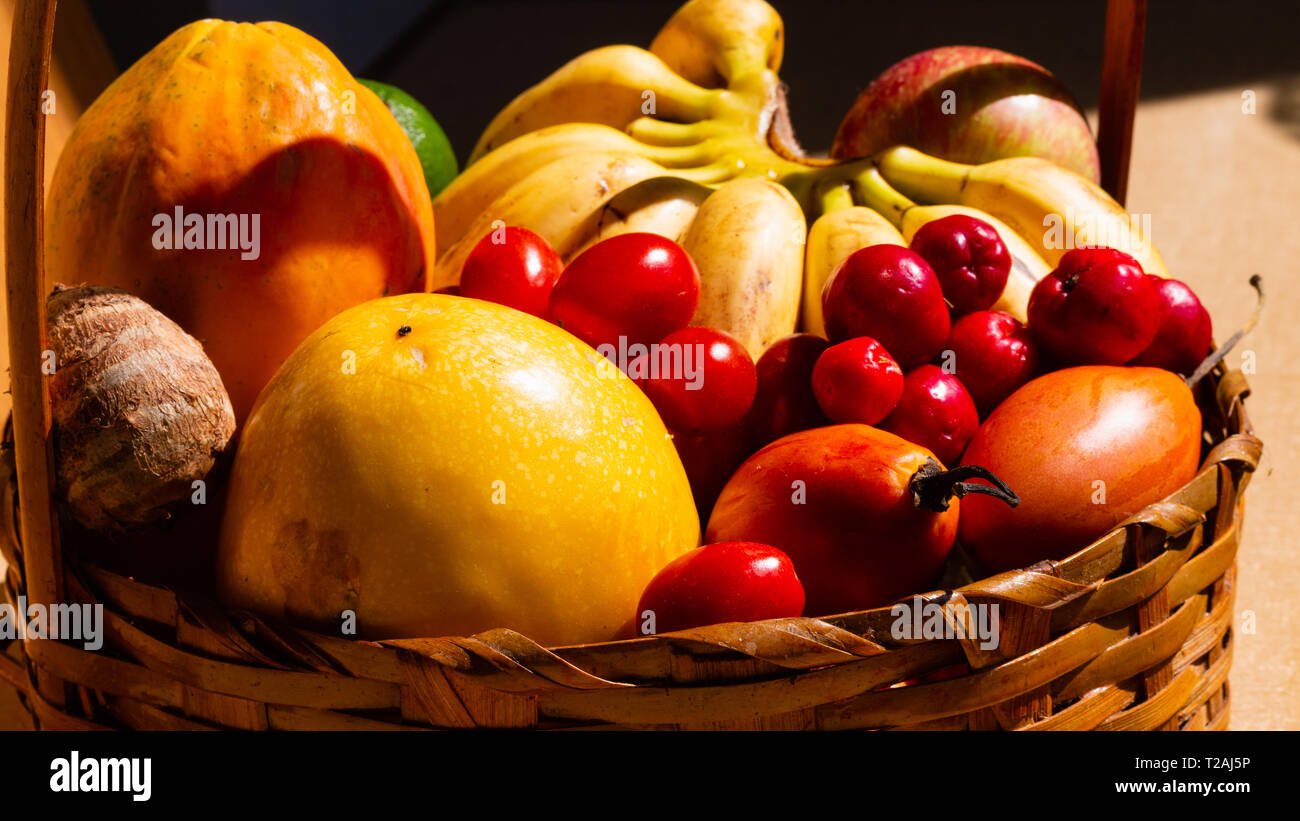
[216,294,700,645]
[958,366,1202,572]
[45,20,436,421]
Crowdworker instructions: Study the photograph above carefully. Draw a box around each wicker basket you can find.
[0,0,1263,730]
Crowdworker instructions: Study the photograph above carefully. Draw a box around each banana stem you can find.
[675,160,742,184]
[874,146,971,204]
[627,117,722,146]
[851,165,916,228]
[817,180,855,217]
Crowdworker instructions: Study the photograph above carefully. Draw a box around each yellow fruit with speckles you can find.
[216,293,700,645]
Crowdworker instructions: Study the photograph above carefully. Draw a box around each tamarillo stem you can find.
[1186,275,1263,389]
[909,457,1021,513]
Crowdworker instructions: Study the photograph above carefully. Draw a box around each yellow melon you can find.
[216,294,700,646]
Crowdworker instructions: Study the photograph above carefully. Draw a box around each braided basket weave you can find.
[0,369,1261,729]
[0,0,1262,730]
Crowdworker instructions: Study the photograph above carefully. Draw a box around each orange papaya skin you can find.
[45,20,436,421]
[958,366,1202,572]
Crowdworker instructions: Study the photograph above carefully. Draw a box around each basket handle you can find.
[4,0,65,706]
[1097,0,1146,206]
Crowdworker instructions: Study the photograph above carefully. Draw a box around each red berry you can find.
[636,542,806,634]
[631,327,756,434]
[1027,247,1160,365]
[549,233,700,350]
[811,337,904,425]
[749,333,831,444]
[1129,276,1213,375]
[459,226,562,318]
[880,365,979,466]
[909,215,1011,315]
[822,245,950,368]
[945,310,1039,416]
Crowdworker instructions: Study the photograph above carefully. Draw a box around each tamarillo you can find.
[957,366,1202,572]
[959,277,1263,572]
[47,285,236,531]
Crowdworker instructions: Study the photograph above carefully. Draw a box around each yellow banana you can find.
[875,145,1169,276]
[801,182,904,337]
[435,123,716,256]
[568,175,713,261]
[469,45,718,163]
[649,0,785,87]
[432,151,667,290]
[682,176,805,358]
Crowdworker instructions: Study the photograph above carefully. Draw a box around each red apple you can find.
[832,46,1100,182]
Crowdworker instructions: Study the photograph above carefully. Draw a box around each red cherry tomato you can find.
[459,226,563,318]
[880,365,980,466]
[811,336,904,425]
[822,245,950,369]
[549,233,700,350]
[1128,276,1213,375]
[945,310,1039,417]
[1027,247,1159,365]
[909,214,1011,315]
[749,333,831,444]
[636,542,806,634]
[631,326,757,434]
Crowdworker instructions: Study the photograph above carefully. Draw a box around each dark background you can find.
[85,0,1300,162]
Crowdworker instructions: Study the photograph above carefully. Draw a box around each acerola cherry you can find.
[822,245,950,368]
[459,226,563,318]
[1027,247,1160,365]
[550,233,700,350]
[636,542,806,634]
[945,310,1039,416]
[749,333,831,444]
[632,326,757,434]
[1129,276,1213,375]
[811,337,904,425]
[880,365,980,466]
[909,214,1012,315]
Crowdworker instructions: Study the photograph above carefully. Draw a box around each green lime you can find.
[359,78,458,198]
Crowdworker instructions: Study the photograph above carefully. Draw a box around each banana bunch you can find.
[433,0,1167,358]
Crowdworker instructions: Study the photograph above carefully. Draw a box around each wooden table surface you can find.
[1,7,1297,732]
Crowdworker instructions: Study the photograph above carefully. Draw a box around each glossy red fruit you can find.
[811,337,904,425]
[706,425,1019,616]
[880,365,979,466]
[459,226,563,318]
[631,327,756,434]
[636,542,806,634]
[1027,247,1160,365]
[945,310,1039,416]
[750,333,831,444]
[958,366,1201,572]
[1129,276,1213,375]
[549,233,700,350]
[909,214,1011,314]
[822,245,951,368]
